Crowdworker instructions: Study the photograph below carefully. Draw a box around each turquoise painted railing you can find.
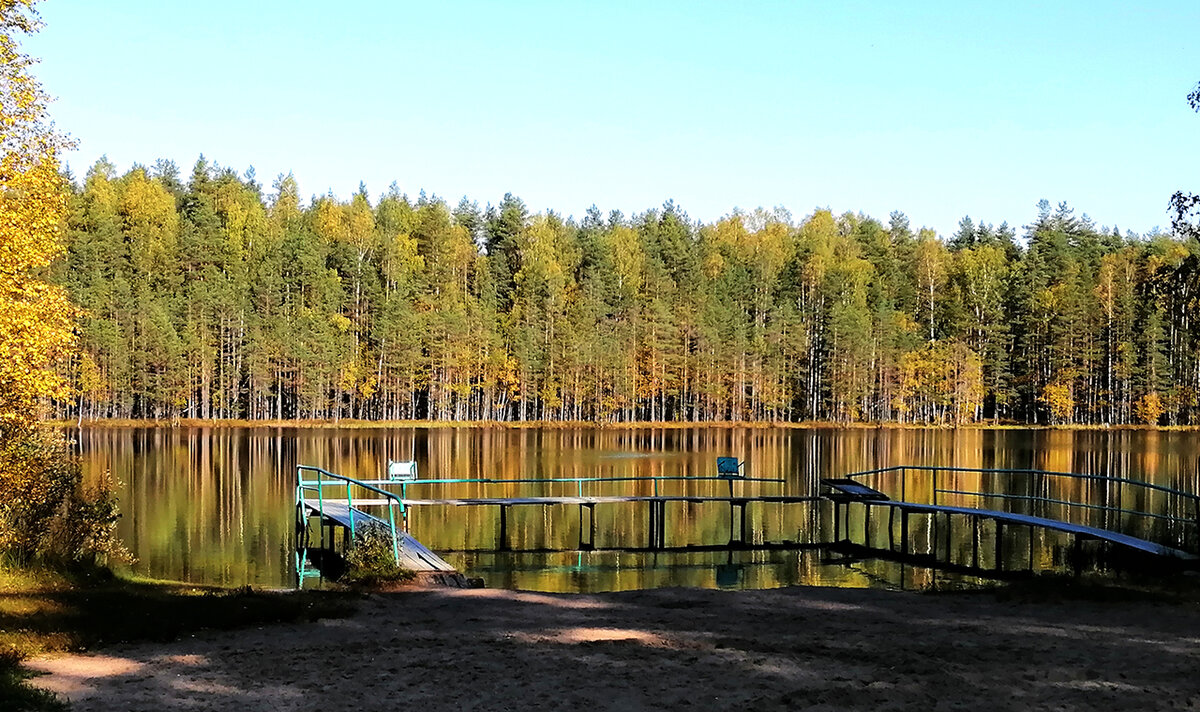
[842,464,1200,555]
[296,465,406,565]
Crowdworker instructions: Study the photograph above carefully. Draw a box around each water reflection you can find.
[71,426,1200,590]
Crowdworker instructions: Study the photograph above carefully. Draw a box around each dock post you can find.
[579,503,596,550]
[888,506,896,551]
[945,513,953,565]
[833,501,841,542]
[900,510,909,555]
[972,517,980,569]
[863,503,871,548]
[498,504,509,551]
[588,503,596,549]
[995,521,1004,572]
[662,497,672,547]
[1028,524,1035,571]
[649,500,655,549]
[738,502,748,546]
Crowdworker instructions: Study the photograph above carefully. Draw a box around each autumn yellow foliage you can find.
[1134,392,1164,426]
[0,0,125,566]
[0,0,75,428]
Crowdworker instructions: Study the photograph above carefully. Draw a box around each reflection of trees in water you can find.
[72,426,1199,589]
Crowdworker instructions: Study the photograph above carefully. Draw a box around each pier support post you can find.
[659,500,668,549]
[995,521,1004,572]
[738,502,747,546]
[945,513,953,566]
[888,507,895,551]
[972,517,980,569]
[863,503,871,548]
[498,505,509,551]
[649,500,658,549]
[727,501,747,547]
[649,500,668,549]
[901,510,909,555]
[579,503,596,550]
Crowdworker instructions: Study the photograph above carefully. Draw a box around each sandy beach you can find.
[23,584,1200,711]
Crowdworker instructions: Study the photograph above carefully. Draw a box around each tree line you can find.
[50,157,1199,425]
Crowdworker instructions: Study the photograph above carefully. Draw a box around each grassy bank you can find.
[0,566,356,711]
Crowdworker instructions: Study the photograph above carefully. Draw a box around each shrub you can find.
[0,425,130,568]
[340,523,414,586]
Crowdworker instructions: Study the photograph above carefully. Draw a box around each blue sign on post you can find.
[716,457,743,477]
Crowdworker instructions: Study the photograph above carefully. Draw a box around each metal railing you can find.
[843,465,1200,554]
[296,467,788,544]
[296,465,405,564]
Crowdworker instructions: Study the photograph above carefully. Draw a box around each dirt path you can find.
[27,585,1200,711]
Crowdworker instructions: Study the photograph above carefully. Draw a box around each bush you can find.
[340,524,414,586]
[0,425,130,568]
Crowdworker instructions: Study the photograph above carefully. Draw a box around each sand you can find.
[26,585,1200,711]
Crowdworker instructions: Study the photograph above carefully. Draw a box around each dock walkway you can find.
[298,498,457,573]
[823,477,1199,563]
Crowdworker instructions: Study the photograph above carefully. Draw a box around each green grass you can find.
[0,565,357,711]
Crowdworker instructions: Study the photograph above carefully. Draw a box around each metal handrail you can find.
[297,469,790,550]
[844,464,1200,503]
[298,473,787,509]
[304,475,787,487]
[934,488,1191,524]
[841,464,1200,554]
[296,465,404,564]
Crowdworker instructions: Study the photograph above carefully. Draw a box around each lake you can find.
[72,425,1200,591]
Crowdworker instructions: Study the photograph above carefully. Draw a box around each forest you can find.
[49,156,1199,426]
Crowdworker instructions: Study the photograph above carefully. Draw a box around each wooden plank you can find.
[821,479,890,501]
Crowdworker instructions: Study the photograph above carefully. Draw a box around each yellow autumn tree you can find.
[0,0,125,564]
[0,0,75,427]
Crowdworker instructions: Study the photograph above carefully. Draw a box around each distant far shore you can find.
[50,418,1200,431]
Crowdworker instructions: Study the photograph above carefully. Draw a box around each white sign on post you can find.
[388,460,418,481]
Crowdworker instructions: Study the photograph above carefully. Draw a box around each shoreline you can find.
[26,582,1200,710]
[50,418,1200,432]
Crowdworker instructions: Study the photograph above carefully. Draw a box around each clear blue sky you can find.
[27,0,1200,236]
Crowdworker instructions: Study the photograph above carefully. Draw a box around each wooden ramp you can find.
[300,499,457,573]
[875,500,1197,561]
[822,478,1197,562]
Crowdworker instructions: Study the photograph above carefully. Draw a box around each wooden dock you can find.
[298,498,458,573]
[311,493,821,552]
[294,464,817,584]
[822,477,1199,567]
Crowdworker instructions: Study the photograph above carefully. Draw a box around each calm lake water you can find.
[72,426,1200,591]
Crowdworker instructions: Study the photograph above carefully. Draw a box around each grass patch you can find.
[0,650,66,712]
[0,565,357,711]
